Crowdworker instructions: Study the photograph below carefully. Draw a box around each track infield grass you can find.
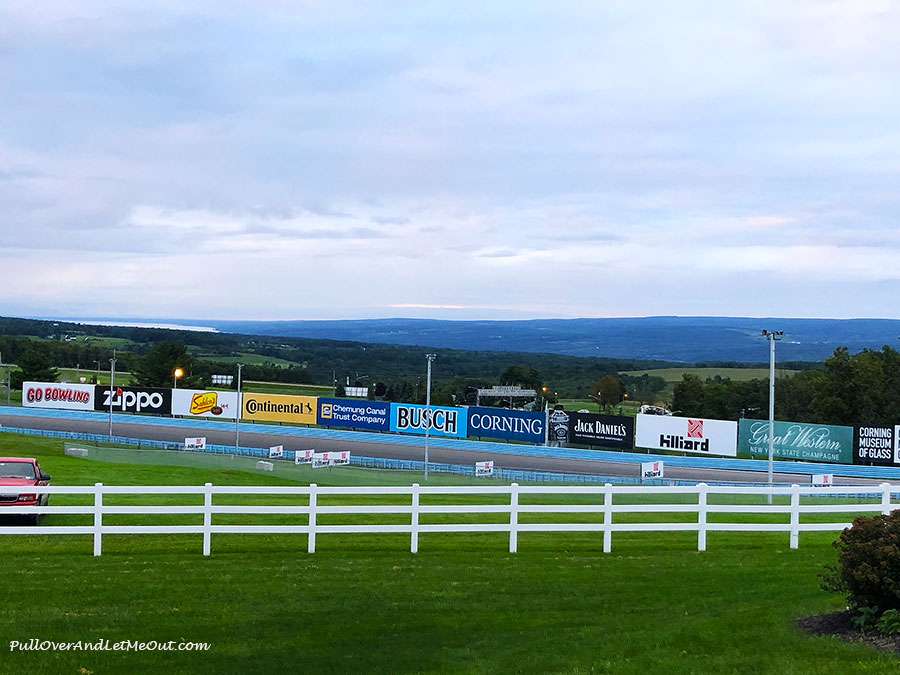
[1,433,896,674]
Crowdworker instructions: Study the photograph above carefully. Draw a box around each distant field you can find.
[57,367,132,386]
[200,352,301,368]
[556,399,641,416]
[241,381,335,396]
[621,367,798,383]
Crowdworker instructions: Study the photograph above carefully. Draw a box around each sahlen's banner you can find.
[172,389,240,419]
[389,403,468,438]
[739,419,853,464]
[854,425,900,466]
[568,412,634,450]
[467,406,545,444]
[635,414,738,457]
[23,381,95,411]
[94,386,172,415]
[241,393,317,424]
[317,398,390,432]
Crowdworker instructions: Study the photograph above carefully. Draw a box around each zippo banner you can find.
[389,403,468,438]
[854,425,900,466]
[739,419,853,464]
[467,406,545,444]
[172,389,240,419]
[94,386,172,415]
[635,414,738,457]
[568,412,634,450]
[241,393,317,424]
[317,398,390,432]
[22,381,95,411]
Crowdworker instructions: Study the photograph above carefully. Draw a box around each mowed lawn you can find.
[1,434,896,674]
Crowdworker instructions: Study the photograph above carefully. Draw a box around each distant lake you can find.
[68,320,219,333]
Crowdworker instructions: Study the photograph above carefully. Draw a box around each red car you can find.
[0,458,52,525]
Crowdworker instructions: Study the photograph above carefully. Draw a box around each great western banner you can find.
[94,386,172,415]
[568,412,634,450]
[241,393,317,424]
[317,398,390,432]
[23,381,95,411]
[389,403,468,438]
[172,389,240,419]
[738,419,853,464]
[635,414,738,457]
[854,425,900,466]
[467,407,545,443]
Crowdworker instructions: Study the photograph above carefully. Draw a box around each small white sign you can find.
[312,451,351,468]
[184,437,207,450]
[475,460,494,477]
[812,473,834,486]
[294,449,314,465]
[268,445,284,459]
[641,461,664,479]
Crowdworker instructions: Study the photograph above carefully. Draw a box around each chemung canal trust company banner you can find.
[738,419,853,464]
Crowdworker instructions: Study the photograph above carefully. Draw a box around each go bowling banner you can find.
[635,414,738,457]
[23,382,95,411]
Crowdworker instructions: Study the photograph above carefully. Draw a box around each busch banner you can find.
[23,382,95,411]
[467,407,545,444]
[739,419,853,464]
[568,412,635,450]
[172,389,240,419]
[389,403,468,438]
[635,414,738,457]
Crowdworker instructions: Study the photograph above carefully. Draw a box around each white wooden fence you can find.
[0,482,897,556]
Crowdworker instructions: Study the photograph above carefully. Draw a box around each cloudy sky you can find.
[2,1,899,321]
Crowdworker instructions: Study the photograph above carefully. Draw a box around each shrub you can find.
[821,511,900,612]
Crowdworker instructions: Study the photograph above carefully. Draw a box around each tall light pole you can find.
[235,363,243,454]
[762,329,783,503]
[424,353,436,481]
[173,367,183,389]
[108,353,117,440]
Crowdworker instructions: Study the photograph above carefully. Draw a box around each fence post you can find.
[203,482,212,556]
[697,483,708,552]
[509,483,519,554]
[790,484,800,549]
[93,482,103,557]
[411,483,420,554]
[603,483,613,553]
[308,483,317,554]
[882,483,892,515]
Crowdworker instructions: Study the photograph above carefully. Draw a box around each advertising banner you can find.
[269,445,284,459]
[547,408,570,445]
[241,393,317,424]
[739,419,853,464]
[466,407,545,444]
[812,474,834,486]
[317,398,390,432]
[94,386,172,415]
[568,412,635,450]
[23,382,95,411]
[641,461,664,479]
[184,437,206,450]
[389,403,468,438]
[635,414,738,457]
[312,451,350,468]
[294,449,314,464]
[854,425,899,465]
[475,461,494,476]
[172,389,239,419]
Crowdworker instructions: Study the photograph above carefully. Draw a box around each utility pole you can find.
[424,354,436,480]
[0,352,12,407]
[108,353,117,440]
[762,330,783,504]
[235,363,243,454]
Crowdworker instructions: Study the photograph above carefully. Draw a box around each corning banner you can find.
[739,419,853,464]
[172,389,240,419]
[467,406,545,443]
[23,382,95,411]
[568,412,635,450]
[241,393,317,424]
[854,425,899,465]
[317,398,390,432]
[93,386,172,415]
[389,403,468,438]
[635,414,738,457]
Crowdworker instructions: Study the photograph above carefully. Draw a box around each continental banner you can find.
[738,419,853,464]
[241,393,317,424]
[389,403,468,438]
[23,381,95,411]
[317,398,389,432]
[568,412,634,450]
[172,389,240,419]
[467,406,545,443]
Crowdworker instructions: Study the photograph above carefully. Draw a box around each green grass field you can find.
[240,380,336,396]
[1,433,896,674]
[620,366,798,383]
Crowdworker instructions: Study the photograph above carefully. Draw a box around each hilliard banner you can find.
[467,407,545,444]
[172,389,239,419]
[317,398,389,432]
[739,419,853,464]
[568,412,635,450]
[241,393,317,424]
[23,382,95,411]
[94,386,172,415]
[389,403,468,438]
[635,414,738,457]
[854,425,900,465]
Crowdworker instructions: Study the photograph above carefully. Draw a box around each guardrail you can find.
[1,483,896,556]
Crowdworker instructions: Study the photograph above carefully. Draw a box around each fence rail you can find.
[1,483,897,556]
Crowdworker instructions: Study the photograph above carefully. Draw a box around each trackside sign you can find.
[317,398,389,432]
[389,403,468,438]
[23,382,95,411]
[635,414,738,457]
[568,412,635,450]
[172,389,239,419]
[467,407,545,443]
[739,419,853,464]
[94,386,172,415]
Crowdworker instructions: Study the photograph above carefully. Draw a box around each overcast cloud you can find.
[1,1,899,320]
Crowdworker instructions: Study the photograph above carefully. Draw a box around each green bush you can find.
[822,511,900,612]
